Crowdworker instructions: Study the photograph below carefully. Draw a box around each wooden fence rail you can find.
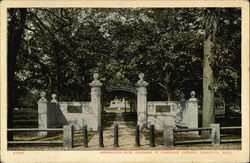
[8,141,63,144]
[166,125,213,146]
[7,125,74,149]
[174,127,212,132]
[8,124,241,149]
[220,126,241,143]
[220,126,241,130]
[8,128,63,131]
[164,124,241,147]
[173,126,213,146]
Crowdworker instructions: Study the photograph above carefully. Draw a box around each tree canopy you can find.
[8,8,241,109]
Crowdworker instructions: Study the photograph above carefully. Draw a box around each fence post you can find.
[149,125,155,147]
[210,123,220,145]
[135,125,140,147]
[114,124,119,147]
[163,126,174,147]
[98,125,104,147]
[63,125,74,149]
[83,125,88,148]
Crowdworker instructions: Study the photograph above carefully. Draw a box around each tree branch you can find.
[158,82,168,90]
[222,66,240,73]
[29,11,52,35]
[41,8,68,23]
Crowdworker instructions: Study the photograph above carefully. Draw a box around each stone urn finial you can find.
[52,94,56,99]
[139,73,144,81]
[39,91,47,102]
[93,73,99,80]
[136,73,148,87]
[189,91,197,101]
[51,94,57,102]
[40,91,46,97]
[190,91,195,98]
[138,73,146,84]
[89,73,102,87]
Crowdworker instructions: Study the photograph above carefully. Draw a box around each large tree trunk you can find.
[202,9,218,137]
[7,8,27,140]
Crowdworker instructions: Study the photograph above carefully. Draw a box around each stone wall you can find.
[147,101,182,130]
[37,73,198,137]
[39,101,97,131]
[58,102,97,130]
[38,74,102,136]
[135,73,198,132]
[146,99,198,132]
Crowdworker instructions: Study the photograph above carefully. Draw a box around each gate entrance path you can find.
[86,113,148,149]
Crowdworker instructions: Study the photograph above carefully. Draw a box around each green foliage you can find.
[9,8,241,107]
[213,8,241,103]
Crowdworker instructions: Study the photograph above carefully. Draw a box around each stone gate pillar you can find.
[89,73,102,129]
[136,73,149,129]
[38,92,48,137]
[183,91,198,134]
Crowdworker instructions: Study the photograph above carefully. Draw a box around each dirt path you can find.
[75,113,149,150]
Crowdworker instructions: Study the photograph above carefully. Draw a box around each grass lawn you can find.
[13,109,38,128]
[10,108,97,149]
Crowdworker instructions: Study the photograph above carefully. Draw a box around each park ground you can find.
[8,108,241,150]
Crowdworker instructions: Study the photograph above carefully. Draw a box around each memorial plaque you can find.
[155,105,171,112]
[67,106,82,113]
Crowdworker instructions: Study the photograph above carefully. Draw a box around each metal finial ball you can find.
[93,73,99,80]
[40,91,46,98]
[139,73,144,80]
